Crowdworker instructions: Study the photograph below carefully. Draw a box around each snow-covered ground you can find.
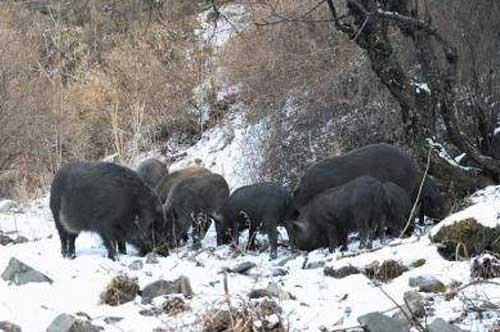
[2,155,500,332]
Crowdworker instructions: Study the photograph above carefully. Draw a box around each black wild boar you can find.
[293,144,420,211]
[163,173,229,248]
[290,176,412,252]
[155,166,211,203]
[219,183,294,260]
[50,162,168,260]
[136,158,168,188]
[382,181,413,236]
[419,175,449,221]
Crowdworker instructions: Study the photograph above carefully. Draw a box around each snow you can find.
[170,112,270,189]
[2,181,500,331]
[430,200,500,236]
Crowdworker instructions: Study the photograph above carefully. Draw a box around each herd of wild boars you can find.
[49,143,449,260]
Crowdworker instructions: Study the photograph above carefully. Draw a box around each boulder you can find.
[141,276,193,304]
[128,260,144,271]
[46,314,102,332]
[392,291,425,323]
[223,262,256,275]
[358,312,410,332]
[428,318,464,332]
[409,275,445,293]
[324,265,360,279]
[1,257,53,285]
[0,321,22,332]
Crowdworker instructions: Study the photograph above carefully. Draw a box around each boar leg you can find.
[247,221,258,251]
[268,226,278,260]
[101,235,118,261]
[117,241,127,254]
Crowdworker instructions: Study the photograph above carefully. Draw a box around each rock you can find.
[13,236,29,244]
[141,276,193,304]
[324,265,360,279]
[103,317,123,324]
[0,234,14,246]
[145,252,159,264]
[162,297,190,316]
[128,260,144,271]
[99,275,139,306]
[224,262,256,275]
[432,217,500,260]
[471,254,500,279]
[46,314,102,332]
[409,275,446,293]
[1,257,53,285]
[410,259,426,268]
[358,312,410,332]
[248,282,295,301]
[392,291,425,323]
[138,308,162,317]
[303,260,325,270]
[0,321,22,332]
[0,200,17,213]
[428,318,464,332]
[271,267,288,277]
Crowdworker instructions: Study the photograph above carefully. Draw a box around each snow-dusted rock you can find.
[1,257,52,285]
[128,260,144,271]
[393,291,425,322]
[409,275,445,293]
[0,321,22,332]
[428,318,464,332]
[358,312,409,332]
[46,314,101,332]
[141,276,193,304]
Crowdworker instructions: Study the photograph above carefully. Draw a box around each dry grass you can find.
[0,1,210,199]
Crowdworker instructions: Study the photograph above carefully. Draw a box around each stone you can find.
[392,291,425,323]
[224,262,256,275]
[324,265,360,279]
[358,312,410,332]
[303,260,325,270]
[0,200,17,213]
[248,282,294,301]
[0,234,14,246]
[138,308,162,317]
[99,275,139,306]
[46,314,102,332]
[271,267,288,277]
[103,317,123,324]
[1,257,53,285]
[145,252,159,264]
[409,275,446,293]
[0,321,22,332]
[13,236,29,244]
[141,276,193,304]
[428,318,464,332]
[410,259,426,268]
[128,260,144,271]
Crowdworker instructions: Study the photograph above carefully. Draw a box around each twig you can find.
[400,146,433,238]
